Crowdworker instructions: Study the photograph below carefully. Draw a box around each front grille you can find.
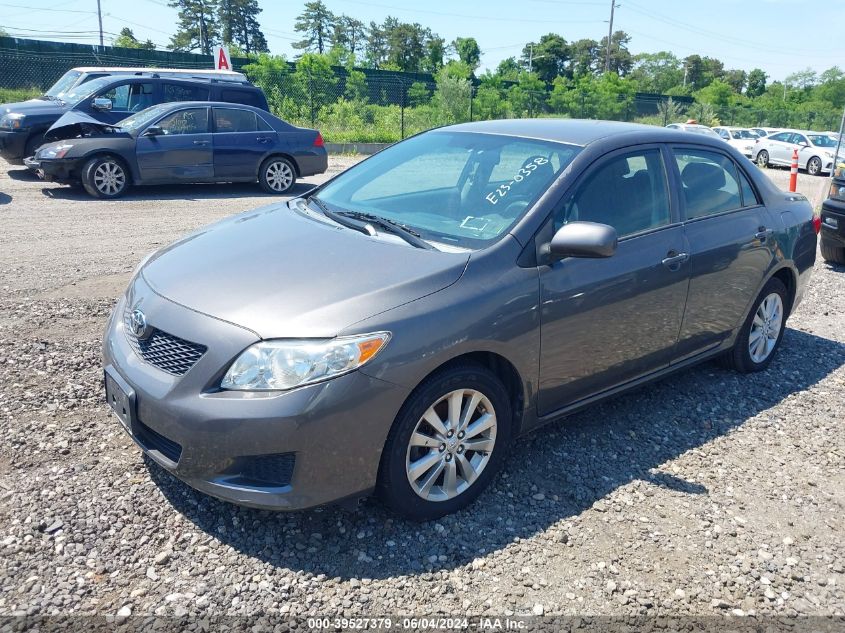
[135,419,183,464]
[227,453,296,488]
[124,310,206,376]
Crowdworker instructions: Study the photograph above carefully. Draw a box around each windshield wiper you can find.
[336,210,436,250]
[307,195,374,237]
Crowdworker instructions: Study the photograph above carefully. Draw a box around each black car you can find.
[820,169,845,263]
[0,75,268,163]
[26,102,327,198]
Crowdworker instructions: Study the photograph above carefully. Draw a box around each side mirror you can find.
[92,97,112,111]
[546,221,618,260]
[143,126,164,137]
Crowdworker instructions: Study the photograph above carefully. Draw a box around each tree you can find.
[723,69,747,94]
[434,62,472,123]
[219,0,267,54]
[169,0,220,55]
[407,81,431,106]
[385,22,428,72]
[657,97,685,126]
[343,66,368,102]
[570,38,600,77]
[113,27,156,50]
[242,53,290,113]
[331,15,366,61]
[629,51,683,93]
[599,30,632,76]
[422,36,446,73]
[520,34,569,83]
[507,72,546,117]
[453,37,481,73]
[786,67,818,91]
[695,79,735,110]
[293,1,335,55]
[495,57,520,81]
[682,54,724,91]
[292,53,338,122]
[746,68,767,98]
[364,20,389,68]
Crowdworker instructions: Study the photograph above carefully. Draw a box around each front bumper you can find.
[820,199,845,247]
[103,275,410,510]
[0,129,29,161]
[25,156,78,181]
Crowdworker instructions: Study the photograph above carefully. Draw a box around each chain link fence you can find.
[1,36,840,143]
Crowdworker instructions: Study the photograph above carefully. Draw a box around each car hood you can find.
[140,203,470,339]
[1,99,67,118]
[44,111,121,142]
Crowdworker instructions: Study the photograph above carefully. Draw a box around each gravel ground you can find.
[0,157,843,624]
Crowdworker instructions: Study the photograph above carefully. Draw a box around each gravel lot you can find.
[0,158,843,624]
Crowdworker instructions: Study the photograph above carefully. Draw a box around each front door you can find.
[538,146,691,415]
[89,81,156,124]
[670,146,775,359]
[136,107,213,182]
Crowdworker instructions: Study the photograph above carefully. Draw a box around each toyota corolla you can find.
[103,119,818,521]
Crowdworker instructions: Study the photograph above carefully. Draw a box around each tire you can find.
[259,156,296,194]
[756,150,769,168]
[820,240,845,264]
[806,156,823,176]
[81,155,129,199]
[24,133,45,159]
[378,363,513,521]
[723,278,789,373]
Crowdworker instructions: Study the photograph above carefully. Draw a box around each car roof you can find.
[91,75,258,89]
[443,118,674,147]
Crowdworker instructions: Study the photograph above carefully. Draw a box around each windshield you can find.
[316,131,580,249]
[117,105,170,133]
[44,70,82,99]
[808,134,837,148]
[730,129,756,139]
[60,76,119,106]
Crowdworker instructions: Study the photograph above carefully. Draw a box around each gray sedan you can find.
[103,119,818,520]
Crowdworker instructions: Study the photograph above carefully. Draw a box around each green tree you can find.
[495,57,520,81]
[407,81,431,106]
[629,51,683,93]
[364,19,389,68]
[344,66,368,102]
[474,74,507,119]
[242,53,290,114]
[723,69,747,94]
[453,37,481,73]
[293,1,335,55]
[695,79,735,110]
[657,97,685,126]
[331,15,366,61]
[169,0,220,55]
[292,53,338,122]
[507,72,546,117]
[434,62,472,123]
[385,22,430,72]
[218,0,267,54]
[422,36,446,73]
[570,38,600,77]
[786,67,818,91]
[520,34,569,83]
[746,68,767,98]
[599,30,632,76]
[113,27,156,50]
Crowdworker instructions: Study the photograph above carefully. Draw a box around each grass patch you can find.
[0,87,41,103]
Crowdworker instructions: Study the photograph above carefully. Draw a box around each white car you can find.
[712,127,758,157]
[751,129,843,176]
[665,123,724,139]
[750,127,780,138]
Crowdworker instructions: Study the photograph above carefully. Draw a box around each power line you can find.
[330,0,604,24]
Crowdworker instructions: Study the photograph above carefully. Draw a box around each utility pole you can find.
[528,44,533,74]
[96,0,103,46]
[604,0,617,74]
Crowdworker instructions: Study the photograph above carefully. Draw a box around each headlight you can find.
[0,113,26,129]
[221,332,391,391]
[38,143,73,159]
[829,180,845,202]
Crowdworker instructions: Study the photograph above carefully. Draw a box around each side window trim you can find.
[212,106,257,134]
[734,160,762,209]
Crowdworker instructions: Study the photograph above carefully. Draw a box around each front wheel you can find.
[378,364,512,521]
[756,150,769,168]
[723,278,788,373]
[820,240,845,264]
[259,156,296,194]
[81,155,129,199]
[806,156,823,176]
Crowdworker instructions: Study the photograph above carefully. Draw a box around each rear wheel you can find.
[378,364,512,521]
[820,240,845,264]
[81,155,129,199]
[806,156,823,176]
[259,156,296,194]
[723,278,788,373]
[756,150,769,167]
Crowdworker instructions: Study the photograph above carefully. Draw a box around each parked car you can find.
[26,102,326,197]
[666,122,724,139]
[820,168,845,263]
[0,75,267,163]
[102,119,817,520]
[750,127,780,138]
[751,129,843,175]
[711,126,757,156]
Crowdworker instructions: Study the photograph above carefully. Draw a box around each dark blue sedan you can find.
[26,102,327,198]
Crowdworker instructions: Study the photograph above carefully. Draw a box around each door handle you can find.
[256,136,272,143]
[661,252,689,268]
[193,140,210,146]
[755,226,772,241]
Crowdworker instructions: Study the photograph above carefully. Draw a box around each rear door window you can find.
[213,108,257,133]
[220,89,264,108]
[673,149,742,219]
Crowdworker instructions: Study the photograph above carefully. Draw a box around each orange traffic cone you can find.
[789,147,799,192]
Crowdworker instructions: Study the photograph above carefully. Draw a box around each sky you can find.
[1,0,842,81]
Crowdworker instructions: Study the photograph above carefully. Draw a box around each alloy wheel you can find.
[94,161,126,196]
[807,157,821,176]
[265,160,293,192]
[756,151,769,167]
[748,292,783,363]
[405,388,497,502]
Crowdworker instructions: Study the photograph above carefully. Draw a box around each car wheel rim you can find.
[757,152,768,166]
[809,159,820,174]
[748,292,783,364]
[93,161,125,196]
[405,388,497,502]
[266,161,293,191]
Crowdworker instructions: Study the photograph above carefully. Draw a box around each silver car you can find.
[752,129,843,175]
[104,119,817,520]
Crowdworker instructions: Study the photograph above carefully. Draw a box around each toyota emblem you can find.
[129,308,151,339]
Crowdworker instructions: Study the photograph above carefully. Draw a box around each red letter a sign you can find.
[213,46,231,71]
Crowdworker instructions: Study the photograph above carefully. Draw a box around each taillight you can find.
[812,215,821,234]
[313,132,324,147]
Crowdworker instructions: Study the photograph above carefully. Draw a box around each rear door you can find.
[537,145,691,414]
[212,107,276,179]
[136,107,213,183]
[670,146,775,360]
